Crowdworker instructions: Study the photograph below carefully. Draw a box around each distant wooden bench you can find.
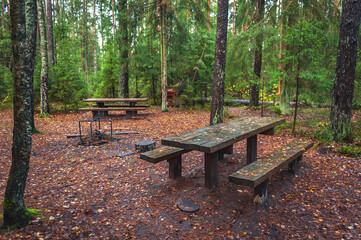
[79,107,146,119]
[140,146,191,178]
[91,104,150,108]
[229,140,313,205]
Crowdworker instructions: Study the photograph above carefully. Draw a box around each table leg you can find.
[247,135,257,164]
[126,111,132,119]
[96,102,108,116]
[92,111,98,119]
[205,151,220,190]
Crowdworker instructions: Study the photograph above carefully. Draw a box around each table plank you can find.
[162,116,285,153]
[84,98,148,103]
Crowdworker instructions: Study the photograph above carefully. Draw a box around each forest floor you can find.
[0,106,360,239]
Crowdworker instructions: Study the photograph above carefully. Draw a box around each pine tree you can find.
[330,0,361,142]
[210,0,229,125]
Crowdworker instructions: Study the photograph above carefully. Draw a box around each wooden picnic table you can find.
[81,98,149,119]
[161,116,285,189]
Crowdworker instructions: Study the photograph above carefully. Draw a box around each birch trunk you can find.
[3,0,37,229]
[46,0,54,66]
[37,0,49,115]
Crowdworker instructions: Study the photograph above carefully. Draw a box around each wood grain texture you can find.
[229,140,313,188]
[162,116,285,153]
[140,146,191,164]
[84,98,148,102]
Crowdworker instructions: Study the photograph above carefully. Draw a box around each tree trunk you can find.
[3,0,36,229]
[207,0,210,31]
[93,0,96,75]
[25,0,37,132]
[292,56,301,134]
[232,0,236,35]
[37,0,49,115]
[112,0,115,34]
[46,0,54,66]
[160,3,168,112]
[250,0,265,107]
[82,0,88,78]
[330,0,361,142]
[1,0,4,32]
[118,0,129,98]
[210,0,229,125]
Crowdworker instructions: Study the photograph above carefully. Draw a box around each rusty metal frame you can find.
[78,117,112,144]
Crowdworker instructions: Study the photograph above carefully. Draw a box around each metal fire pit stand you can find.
[78,117,112,144]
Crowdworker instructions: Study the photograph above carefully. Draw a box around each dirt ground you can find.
[0,106,360,239]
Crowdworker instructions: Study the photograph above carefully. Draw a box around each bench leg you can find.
[288,155,302,174]
[92,111,98,119]
[247,135,257,164]
[168,156,182,179]
[99,111,106,117]
[126,111,132,119]
[254,179,269,205]
[205,151,219,190]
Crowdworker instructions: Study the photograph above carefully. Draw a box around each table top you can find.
[84,98,148,103]
[161,116,285,153]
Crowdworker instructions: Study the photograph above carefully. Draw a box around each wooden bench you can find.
[140,146,191,179]
[91,104,150,108]
[79,107,146,119]
[229,140,313,205]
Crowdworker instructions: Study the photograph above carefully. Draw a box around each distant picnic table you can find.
[80,98,149,119]
[161,116,285,189]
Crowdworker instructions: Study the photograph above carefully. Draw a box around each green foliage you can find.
[336,145,361,158]
[0,66,12,105]
[50,36,88,111]
[93,42,118,98]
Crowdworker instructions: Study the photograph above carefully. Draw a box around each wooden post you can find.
[168,156,182,179]
[288,155,301,174]
[92,111,98,119]
[247,135,257,164]
[205,151,219,189]
[126,111,132,119]
[254,179,269,205]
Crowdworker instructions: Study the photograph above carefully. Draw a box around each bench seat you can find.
[229,140,313,204]
[140,146,191,178]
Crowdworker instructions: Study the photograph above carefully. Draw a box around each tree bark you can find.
[93,0,96,75]
[250,0,265,107]
[210,0,229,125]
[330,0,361,142]
[232,0,236,35]
[3,0,36,229]
[46,0,54,66]
[160,3,168,112]
[118,0,129,98]
[207,0,210,31]
[82,0,88,77]
[24,0,37,132]
[37,0,49,115]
